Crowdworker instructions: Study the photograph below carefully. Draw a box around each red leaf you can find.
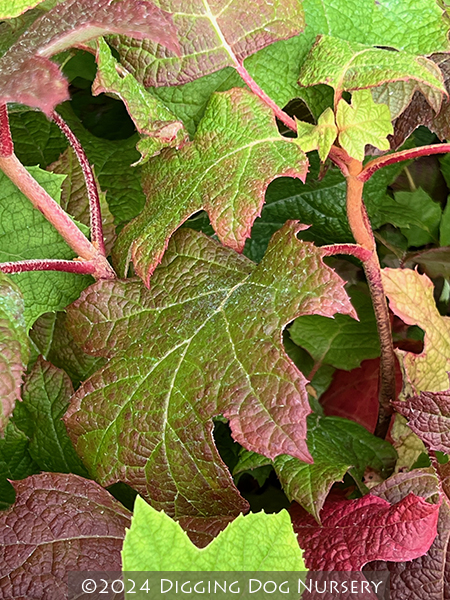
[291,492,440,571]
[0,473,131,599]
[0,0,179,115]
[320,358,402,434]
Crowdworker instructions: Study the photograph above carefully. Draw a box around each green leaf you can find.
[234,415,396,521]
[440,201,450,247]
[295,108,337,161]
[122,496,306,571]
[29,312,105,388]
[0,166,92,328]
[376,188,442,247]
[19,357,88,475]
[382,268,450,392]
[0,273,29,432]
[298,35,445,105]
[65,224,355,518]
[289,286,379,371]
[9,108,68,168]
[113,88,308,284]
[47,146,116,255]
[335,90,393,161]
[57,104,145,224]
[93,38,188,164]
[108,0,305,88]
[0,0,47,19]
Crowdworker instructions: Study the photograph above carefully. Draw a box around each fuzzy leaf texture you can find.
[0,274,28,434]
[298,35,446,107]
[292,492,440,571]
[381,268,450,393]
[0,167,91,328]
[108,0,305,87]
[65,223,355,519]
[335,90,393,161]
[295,107,337,162]
[0,0,179,114]
[113,88,308,284]
[123,496,306,571]
[93,38,188,164]
[0,473,131,600]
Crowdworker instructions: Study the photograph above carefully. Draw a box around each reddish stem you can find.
[321,243,372,262]
[0,259,97,276]
[359,143,450,182]
[0,104,13,158]
[234,63,298,133]
[52,111,106,255]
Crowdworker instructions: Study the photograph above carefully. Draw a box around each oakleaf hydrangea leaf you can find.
[292,492,440,571]
[298,35,446,106]
[381,268,450,393]
[335,90,393,161]
[390,414,426,474]
[295,107,337,162]
[393,390,450,455]
[113,88,308,284]
[233,414,396,521]
[0,0,47,20]
[48,146,116,255]
[0,0,179,114]
[0,166,92,328]
[123,496,306,571]
[0,473,131,598]
[0,273,28,433]
[93,38,188,164]
[65,224,355,518]
[108,0,305,88]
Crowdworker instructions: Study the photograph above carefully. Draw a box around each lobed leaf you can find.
[65,223,355,518]
[0,473,131,599]
[93,38,188,164]
[336,90,393,161]
[0,274,29,433]
[298,35,445,107]
[292,492,440,571]
[113,88,308,284]
[381,268,450,393]
[0,166,92,328]
[0,0,179,114]
[108,0,305,88]
[123,496,305,571]
[295,107,337,162]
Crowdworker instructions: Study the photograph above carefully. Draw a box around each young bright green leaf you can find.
[93,38,188,164]
[108,0,304,88]
[0,273,29,433]
[65,224,355,519]
[0,0,47,19]
[20,357,88,476]
[298,36,445,106]
[376,188,442,247]
[48,146,116,255]
[382,268,450,392]
[234,414,396,521]
[336,90,393,161]
[113,88,308,284]
[0,167,92,328]
[289,286,379,371]
[390,414,427,474]
[295,108,337,161]
[122,496,306,571]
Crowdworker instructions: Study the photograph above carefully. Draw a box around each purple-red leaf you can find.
[0,0,179,115]
[108,0,304,87]
[291,492,440,571]
[0,473,131,600]
[393,389,450,454]
[65,223,355,519]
